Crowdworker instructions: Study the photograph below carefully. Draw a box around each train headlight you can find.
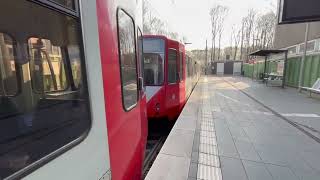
[155,103,160,112]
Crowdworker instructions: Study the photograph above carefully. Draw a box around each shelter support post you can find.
[264,56,267,79]
[298,23,309,91]
[282,51,288,88]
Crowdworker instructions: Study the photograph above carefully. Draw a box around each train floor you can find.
[145,75,320,180]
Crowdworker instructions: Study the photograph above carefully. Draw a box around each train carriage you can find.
[143,35,200,121]
[0,0,147,180]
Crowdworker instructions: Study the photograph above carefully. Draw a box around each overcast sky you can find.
[148,0,278,50]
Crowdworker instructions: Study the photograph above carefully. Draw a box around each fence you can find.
[243,54,320,88]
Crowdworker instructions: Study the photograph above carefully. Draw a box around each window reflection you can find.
[143,38,165,85]
[118,10,138,110]
[68,45,82,88]
[50,0,75,10]
[0,33,18,96]
[143,53,163,85]
[28,38,68,92]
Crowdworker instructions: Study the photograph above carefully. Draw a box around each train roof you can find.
[143,34,183,45]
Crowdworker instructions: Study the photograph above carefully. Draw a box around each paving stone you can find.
[191,151,199,163]
[197,164,222,180]
[220,157,248,180]
[217,142,240,158]
[200,136,217,145]
[160,129,194,158]
[198,153,220,167]
[145,154,189,180]
[266,164,298,180]
[234,140,261,162]
[289,161,320,180]
[242,160,273,180]
[193,133,200,152]
[188,162,198,178]
[199,144,218,155]
[200,131,216,138]
[300,150,320,172]
[187,178,196,180]
[174,115,197,131]
[253,144,291,166]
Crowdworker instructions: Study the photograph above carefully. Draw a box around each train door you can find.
[0,1,111,180]
[142,36,166,119]
[166,40,180,120]
[97,2,146,179]
[137,28,148,161]
[178,47,186,111]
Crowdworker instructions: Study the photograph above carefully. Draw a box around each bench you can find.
[264,73,283,87]
[300,78,320,96]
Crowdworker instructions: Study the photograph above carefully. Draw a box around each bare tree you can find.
[229,26,234,58]
[143,0,180,40]
[260,11,276,49]
[232,26,241,60]
[217,28,223,60]
[242,9,256,61]
[247,11,277,53]
[217,6,228,60]
[239,19,244,61]
[209,6,219,62]
[210,4,228,62]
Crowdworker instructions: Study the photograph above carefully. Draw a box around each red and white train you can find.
[0,0,147,180]
[143,35,200,120]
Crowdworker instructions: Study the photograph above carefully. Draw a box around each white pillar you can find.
[298,23,309,91]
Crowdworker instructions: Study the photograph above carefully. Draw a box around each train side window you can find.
[0,33,19,96]
[50,0,76,10]
[179,52,183,81]
[28,38,69,92]
[168,49,178,84]
[117,9,138,110]
[0,0,91,179]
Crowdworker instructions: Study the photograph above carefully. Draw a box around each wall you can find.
[274,22,320,49]
[283,56,320,87]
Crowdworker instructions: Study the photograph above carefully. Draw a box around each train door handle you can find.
[138,77,144,91]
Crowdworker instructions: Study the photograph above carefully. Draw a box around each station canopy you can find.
[249,49,288,88]
[249,50,288,57]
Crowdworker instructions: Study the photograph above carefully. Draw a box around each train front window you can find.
[143,53,164,86]
[143,38,165,86]
[0,33,18,96]
[0,0,91,179]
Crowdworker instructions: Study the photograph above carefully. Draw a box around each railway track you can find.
[142,119,175,179]
[142,136,166,179]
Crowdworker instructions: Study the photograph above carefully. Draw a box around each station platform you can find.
[145,76,320,180]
